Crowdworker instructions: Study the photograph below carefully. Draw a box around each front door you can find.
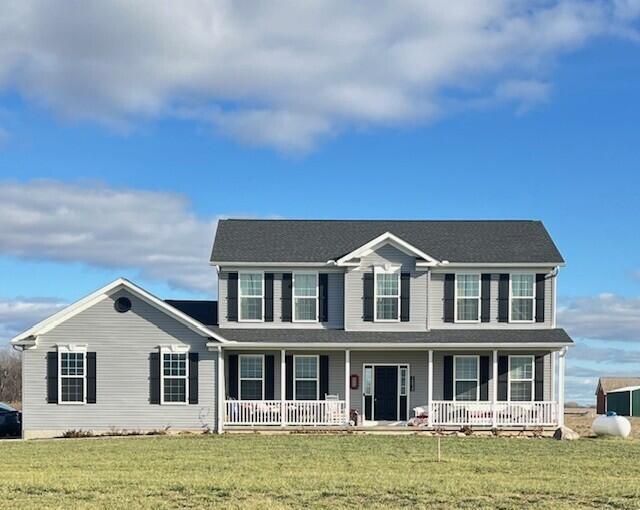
[374,366,398,421]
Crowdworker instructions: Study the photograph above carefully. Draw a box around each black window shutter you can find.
[281,273,292,322]
[46,351,58,404]
[319,355,329,400]
[535,274,545,323]
[264,273,274,322]
[497,274,509,322]
[443,355,453,401]
[189,352,199,404]
[149,352,160,405]
[86,352,97,404]
[481,274,491,322]
[443,274,455,323]
[285,355,294,400]
[479,356,490,401]
[498,355,508,401]
[363,272,374,321]
[319,273,329,323]
[534,355,544,401]
[400,272,410,322]
[265,355,275,400]
[228,354,238,399]
[227,272,238,322]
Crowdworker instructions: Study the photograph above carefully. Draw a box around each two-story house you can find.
[11,219,573,438]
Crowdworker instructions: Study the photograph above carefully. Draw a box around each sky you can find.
[1,1,639,404]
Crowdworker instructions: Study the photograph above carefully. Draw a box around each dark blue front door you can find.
[374,366,398,420]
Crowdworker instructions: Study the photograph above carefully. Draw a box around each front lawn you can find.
[2,434,639,509]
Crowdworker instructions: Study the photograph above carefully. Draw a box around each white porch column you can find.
[492,350,498,428]
[216,348,225,434]
[558,347,566,427]
[345,350,351,424]
[551,351,557,403]
[427,350,433,427]
[280,349,287,427]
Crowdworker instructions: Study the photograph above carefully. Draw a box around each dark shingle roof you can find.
[211,328,573,345]
[211,219,564,264]
[165,300,218,326]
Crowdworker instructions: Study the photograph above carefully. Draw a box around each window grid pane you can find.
[294,297,316,321]
[363,367,373,395]
[240,356,263,379]
[61,352,84,376]
[295,380,317,400]
[61,377,84,402]
[376,273,399,297]
[376,297,398,320]
[163,379,186,403]
[511,298,533,321]
[240,380,263,400]
[457,299,479,321]
[510,381,532,401]
[293,274,317,297]
[240,297,263,320]
[457,274,480,297]
[455,357,478,380]
[512,274,534,297]
[295,357,318,379]
[163,353,187,377]
[510,357,533,380]
[239,273,263,297]
[400,368,408,396]
[455,381,477,401]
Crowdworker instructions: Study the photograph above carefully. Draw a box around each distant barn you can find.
[596,378,640,417]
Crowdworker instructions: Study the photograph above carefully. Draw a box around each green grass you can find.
[1,434,639,509]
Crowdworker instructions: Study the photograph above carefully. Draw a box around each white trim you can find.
[334,232,439,266]
[509,273,536,323]
[213,260,566,268]
[431,262,565,268]
[280,349,287,427]
[58,347,87,405]
[216,348,225,433]
[238,354,265,400]
[362,363,410,422]
[374,266,401,322]
[453,355,480,402]
[160,346,190,405]
[10,277,228,345]
[238,271,265,322]
[492,349,498,427]
[208,342,573,350]
[344,350,351,418]
[293,354,320,400]
[606,385,640,394]
[507,355,535,402]
[454,273,481,323]
[427,350,433,427]
[211,261,334,267]
[292,272,319,323]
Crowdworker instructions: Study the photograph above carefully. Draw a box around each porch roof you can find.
[211,327,573,346]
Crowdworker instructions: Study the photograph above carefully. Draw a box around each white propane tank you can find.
[592,412,632,438]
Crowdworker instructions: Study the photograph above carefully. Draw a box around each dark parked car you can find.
[0,403,22,438]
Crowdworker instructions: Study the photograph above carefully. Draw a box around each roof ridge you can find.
[220,218,541,223]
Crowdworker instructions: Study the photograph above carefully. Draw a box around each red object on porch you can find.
[350,374,359,390]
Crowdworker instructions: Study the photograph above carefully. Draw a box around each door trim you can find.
[362,363,410,422]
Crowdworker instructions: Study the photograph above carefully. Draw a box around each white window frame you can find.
[160,345,189,406]
[509,273,536,323]
[453,355,480,402]
[238,271,265,322]
[508,355,535,402]
[399,366,409,397]
[57,344,87,405]
[238,354,265,400]
[374,266,401,322]
[293,354,320,400]
[454,273,481,323]
[292,272,319,323]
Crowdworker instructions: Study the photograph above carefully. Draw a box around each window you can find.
[456,274,480,322]
[509,356,534,401]
[239,355,264,400]
[294,355,318,400]
[239,273,263,321]
[454,356,479,401]
[399,366,408,396]
[162,352,188,404]
[293,273,318,322]
[363,366,373,396]
[375,268,400,321]
[59,351,85,403]
[510,273,535,322]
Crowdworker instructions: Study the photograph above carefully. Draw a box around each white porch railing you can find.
[430,401,558,427]
[224,400,347,426]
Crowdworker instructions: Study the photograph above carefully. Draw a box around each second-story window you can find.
[239,272,263,321]
[375,268,400,321]
[456,273,480,322]
[293,273,318,321]
[510,273,535,322]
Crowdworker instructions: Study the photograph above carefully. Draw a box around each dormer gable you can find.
[332,232,439,267]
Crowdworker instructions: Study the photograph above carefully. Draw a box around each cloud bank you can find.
[0,1,638,151]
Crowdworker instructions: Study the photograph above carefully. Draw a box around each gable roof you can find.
[211,219,564,265]
[11,278,227,346]
[335,231,439,266]
[597,377,640,394]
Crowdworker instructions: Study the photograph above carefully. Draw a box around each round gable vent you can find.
[114,296,132,313]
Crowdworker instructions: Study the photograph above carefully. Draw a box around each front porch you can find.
[217,347,567,431]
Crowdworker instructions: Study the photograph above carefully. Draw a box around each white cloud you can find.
[495,79,551,113]
[558,293,640,342]
[0,180,219,293]
[0,298,66,344]
[0,1,638,151]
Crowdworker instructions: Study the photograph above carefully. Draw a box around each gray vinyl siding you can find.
[224,350,346,399]
[22,289,216,434]
[218,269,344,329]
[345,245,428,331]
[429,269,555,329]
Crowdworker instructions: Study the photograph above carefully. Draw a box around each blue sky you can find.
[0,1,639,403]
